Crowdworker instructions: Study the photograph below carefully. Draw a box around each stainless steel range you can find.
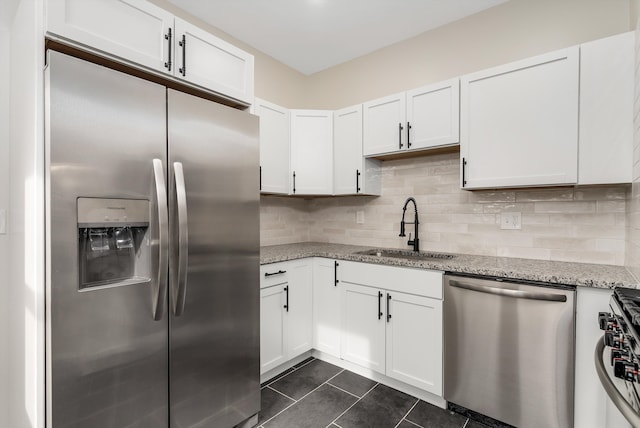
[597,287,640,427]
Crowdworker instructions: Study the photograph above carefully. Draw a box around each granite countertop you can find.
[260,242,638,289]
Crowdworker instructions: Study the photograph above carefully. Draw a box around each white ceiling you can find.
[167,0,509,75]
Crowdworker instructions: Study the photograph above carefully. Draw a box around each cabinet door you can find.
[47,0,174,73]
[174,17,254,104]
[260,285,286,374]
[286,260,313,358]
[578,32,634,185]
[255,98,290,194]
[406,79,459,150]
[363,93,406,156]
[386,291,442,395]
[334,105,363,195]
[460,47,579,189]
[313,258,341,358]
[341,283,386,374]
[290,110,333,195]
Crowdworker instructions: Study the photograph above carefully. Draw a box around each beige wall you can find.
[151,1,633,109]
[147,0,308,107]
[305,0,633,109]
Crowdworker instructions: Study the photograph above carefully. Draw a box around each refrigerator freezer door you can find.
[167,89,260,427]
[46,51,169,427]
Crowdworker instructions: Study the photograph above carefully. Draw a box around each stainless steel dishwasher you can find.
[443,274,575,428]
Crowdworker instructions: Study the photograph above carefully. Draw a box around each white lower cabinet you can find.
[312,258,342,358]
[287,259,314,356]
[341,282,387,373]
[338,260,443,395]
[260,283,287,373]
[260,260,313,374]
[386,291,442,393]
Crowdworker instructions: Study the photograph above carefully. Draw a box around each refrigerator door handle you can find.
[172,161,189,316]
[152,159,169,320]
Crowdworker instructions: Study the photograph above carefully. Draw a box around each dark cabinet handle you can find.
[398,123,404,149]
[334,261,339,286]
[386,293,392,322]
[164,27,172,71]
[462,157,467,187]
[178,34,186,76]
[407,122,412,148]
[264,270,286,277]
[378,291,383,320]
[284,286,289,311]
[259,166,262,191]
[292,171,296,194]
[356,170,361,193]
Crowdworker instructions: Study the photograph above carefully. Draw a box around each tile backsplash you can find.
[262,152,629,266]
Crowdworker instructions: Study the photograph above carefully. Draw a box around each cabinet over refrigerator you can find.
[45,50,260,427]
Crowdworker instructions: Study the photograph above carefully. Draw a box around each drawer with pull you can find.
[260,262,289,288]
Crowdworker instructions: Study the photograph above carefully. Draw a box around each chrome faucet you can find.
[399,197,419,252]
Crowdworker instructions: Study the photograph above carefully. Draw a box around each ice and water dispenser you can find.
[77,198,151,290]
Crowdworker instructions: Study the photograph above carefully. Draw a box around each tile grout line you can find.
[325,381,362,399]
[401,418,424,428]
[463,418,470,428]
[263,367,346,427]
[394,398,421,428]
[259,387,299,427]
[327,381,380,427]
[266,385,297,403]
[261,357,317,389]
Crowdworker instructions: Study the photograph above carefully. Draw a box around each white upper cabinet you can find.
[47,0,174,72]
[578,31,634,185]
[406,79,459,150]
[255,98,290,194]
[460,47,580,189]
[363,79,460,157]
[334,105,381,195]
[46,0,254,104]
[174,18,254,104]
[290,110,334,195]
[363,93,407,156]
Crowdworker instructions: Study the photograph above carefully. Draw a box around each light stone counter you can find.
[260,242,638,289]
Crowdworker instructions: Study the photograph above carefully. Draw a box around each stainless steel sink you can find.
[355,248,455,260]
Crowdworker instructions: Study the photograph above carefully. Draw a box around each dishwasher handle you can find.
[448,279,567,302]
[595,336,640,427]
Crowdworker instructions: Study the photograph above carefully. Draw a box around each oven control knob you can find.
[599,312,614,330]
[625,366,638,383]
[612,348,630,365]
[613,359,635,379]
[605,331,619,347]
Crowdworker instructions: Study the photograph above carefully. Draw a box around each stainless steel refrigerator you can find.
[45,50,260,428]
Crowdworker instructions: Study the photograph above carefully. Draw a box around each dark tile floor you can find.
[258,357,490,428]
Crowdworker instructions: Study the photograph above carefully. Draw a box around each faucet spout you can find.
[400,197,419,252]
